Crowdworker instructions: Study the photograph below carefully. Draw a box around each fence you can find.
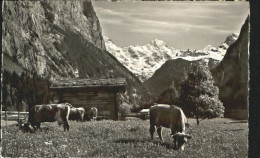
[1,111,29,121]
[1,111,147,122]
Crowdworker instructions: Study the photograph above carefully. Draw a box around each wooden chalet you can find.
[50,77,126,119]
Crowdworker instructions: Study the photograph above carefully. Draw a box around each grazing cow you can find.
[29,103,71,131]
[89,107,98,121]
[69,107,85,121]
[149,104,192,150]
[17,120,34,133]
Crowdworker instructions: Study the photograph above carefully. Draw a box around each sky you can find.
[92,1,249,50]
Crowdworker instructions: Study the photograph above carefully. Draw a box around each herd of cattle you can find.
[17,103,192,150]
[18,103,98,132]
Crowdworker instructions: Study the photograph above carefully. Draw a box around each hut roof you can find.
[50,77,126,89]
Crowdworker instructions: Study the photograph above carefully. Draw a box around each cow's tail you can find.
[180,109,186,133]
[66,105,70,121]
[64,105,70,131]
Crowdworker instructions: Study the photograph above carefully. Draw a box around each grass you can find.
[2,118,248,157]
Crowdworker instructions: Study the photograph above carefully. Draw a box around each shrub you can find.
[119,102,131,118]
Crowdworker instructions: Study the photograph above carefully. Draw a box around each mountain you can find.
[105,33,238,97]
[105,33,238,82]
[211,16,249,119]
[105,37,180,81]
[2,1,150,107]
[143,58,217,98]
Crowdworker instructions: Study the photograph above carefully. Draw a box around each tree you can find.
[156,81,180,105]
[179,62,224,125]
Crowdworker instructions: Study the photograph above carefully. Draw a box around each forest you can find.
[2,70,52,112]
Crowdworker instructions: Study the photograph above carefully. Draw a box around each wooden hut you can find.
[49,77,126,119]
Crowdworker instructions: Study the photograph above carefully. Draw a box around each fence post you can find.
[5,111,7,126]
[18,111,20,122]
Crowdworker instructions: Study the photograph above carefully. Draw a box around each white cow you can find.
[149,104,192,150]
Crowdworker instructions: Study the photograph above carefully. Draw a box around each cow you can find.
[28,103,71,131]
[149,104,192,150]
[69,107,85,121]
[89,107,98,121]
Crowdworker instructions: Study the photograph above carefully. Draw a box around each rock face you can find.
[211,16,249,119]
[105,34,237,82]
[2,1,149,107]
[2,0,105,78]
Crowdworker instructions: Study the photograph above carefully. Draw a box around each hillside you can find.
[2,0,150,107]
[143,58,218,98]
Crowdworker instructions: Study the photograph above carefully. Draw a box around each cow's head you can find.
[171,132,192,150]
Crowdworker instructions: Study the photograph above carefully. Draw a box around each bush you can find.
[119,102,131,118]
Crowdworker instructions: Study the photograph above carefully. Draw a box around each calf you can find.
[149,104,192,150]
[89,107,98,121]
[69,107,85,121]
[29,103,71,131]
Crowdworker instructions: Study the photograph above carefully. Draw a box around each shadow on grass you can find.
[223,129,245,132]
[152,139,175,150]
[34,127,52,133]
[114,138,147,144]
[114,138,175,150]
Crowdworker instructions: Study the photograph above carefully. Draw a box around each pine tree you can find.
[2,70,9,110]
[156,81,180,105]
[180,62,224,125]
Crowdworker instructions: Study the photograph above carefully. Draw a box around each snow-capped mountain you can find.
[105,33,238,81]
[105,37,180,81]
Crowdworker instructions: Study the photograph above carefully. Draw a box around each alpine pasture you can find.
[2,118,247,157]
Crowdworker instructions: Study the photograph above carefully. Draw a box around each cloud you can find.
[93,2,248,49]
[94,7,124,17]
[129,28,174,35]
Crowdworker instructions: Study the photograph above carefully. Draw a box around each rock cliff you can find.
[2,0,105,78]
[211,16,249,119]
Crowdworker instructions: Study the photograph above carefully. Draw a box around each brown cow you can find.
[149,104,192,150]
[29,103,71,131]
[69,107,85,121]
[89,107,98,121]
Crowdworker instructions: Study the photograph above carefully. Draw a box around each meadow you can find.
[2,118,248,157]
